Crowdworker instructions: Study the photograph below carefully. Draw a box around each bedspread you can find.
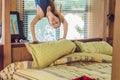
[13,62,111,80]
[0,52,112,80]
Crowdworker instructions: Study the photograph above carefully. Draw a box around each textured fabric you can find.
[0,53,112,80]
[72,75,96,80]
[25,39,76,68]
[50,52,112,66]
[75,41,113,55]
[35,0,50,16]
[0,61,33,80]
[13,62,111,80]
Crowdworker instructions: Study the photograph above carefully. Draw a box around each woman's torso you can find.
[35,0,50,16]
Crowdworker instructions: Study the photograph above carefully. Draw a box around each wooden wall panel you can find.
[12,44,32,62]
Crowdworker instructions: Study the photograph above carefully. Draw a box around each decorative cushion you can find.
[25,39,76,68]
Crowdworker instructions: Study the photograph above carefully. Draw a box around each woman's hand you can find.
[58,38,66,40]
[32,40,40,44]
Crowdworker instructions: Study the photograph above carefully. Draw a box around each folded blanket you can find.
[50,52,112,66]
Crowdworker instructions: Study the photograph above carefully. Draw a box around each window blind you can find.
[17,0,58,42]
[17,0,107,42]
[54,0,89,39]
[17,0,28,38]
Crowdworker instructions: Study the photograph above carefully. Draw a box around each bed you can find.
[0,39,112,80]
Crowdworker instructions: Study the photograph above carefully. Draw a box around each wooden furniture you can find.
[2,0,11,68]
[0,45,3,70]
[2,0,120,80]
[109,0,115,38]
[11,43,32,62]
[112,0,120,80]
[0,43,31,70]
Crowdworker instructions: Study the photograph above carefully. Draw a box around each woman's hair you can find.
[49,0,56,13]
[49,0,63,23]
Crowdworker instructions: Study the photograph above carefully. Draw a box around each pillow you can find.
[74,41,113,55]
[25,39,76,68]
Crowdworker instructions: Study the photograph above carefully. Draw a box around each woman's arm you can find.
[62,17,68,39]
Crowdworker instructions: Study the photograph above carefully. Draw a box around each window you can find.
[54,0,88,40]
[17,0,91,42]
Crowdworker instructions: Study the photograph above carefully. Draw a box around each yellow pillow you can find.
[74,41,113,55]
[25,39,76,68]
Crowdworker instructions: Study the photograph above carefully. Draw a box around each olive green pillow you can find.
[25,39,76,68]
[74,41,113,55]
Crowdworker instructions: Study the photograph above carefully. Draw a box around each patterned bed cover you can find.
[0,52,112,80]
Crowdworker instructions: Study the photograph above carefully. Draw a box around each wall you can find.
[88,0,109,39]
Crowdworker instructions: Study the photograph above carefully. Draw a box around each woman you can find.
[30,0,68,42]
